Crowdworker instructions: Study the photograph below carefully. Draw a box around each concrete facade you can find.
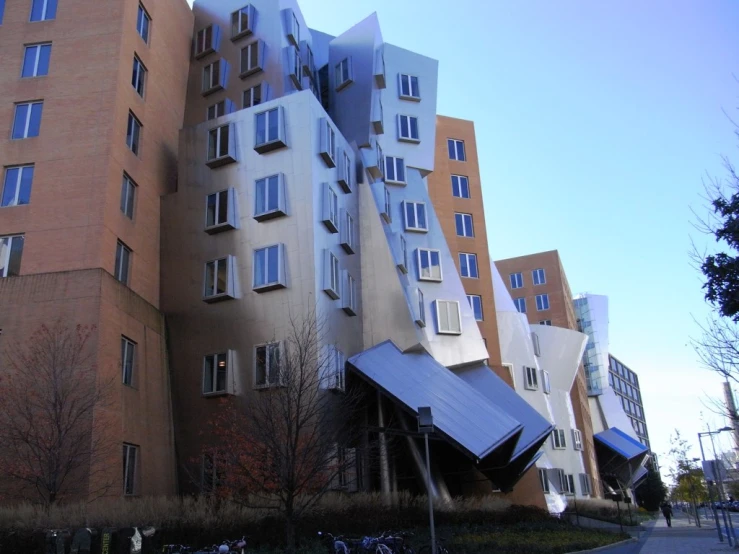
[0,0,193,498]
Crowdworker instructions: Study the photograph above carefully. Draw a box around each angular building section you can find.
[161,0,552,499]
[0,0,193,499]
[608,354,651,452]
[573,294,650,493]
[493,251,602,502]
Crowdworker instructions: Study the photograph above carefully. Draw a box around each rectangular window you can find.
[398,73,420,100]
[204,256,234,300]
[398,235,408,273]
[2,165,33,207]
[338,150,352,193]
[255,342,282,388]
[0,235,24,277]
[459,252,478,278]
[203,352,228,395]
[319,119,336,166]
[22,43,51,77]
[207,124,233,164]
[201,453,222,493]
[231,4,254,40]
[207,101,224,121]
[202,60,224,94]
[539,469,550,494]
[565,474,576,495]
[580,473,592,496]
[288,45,302,89]
[533,268,546,285]
[286,10,300,47]
[0,0,5,25]
[524,366,538,390]
[114,241,131,285]
[121,336,136,386]
[342,272,357,316]
[514,297,526,313]
[404,201,428,232]
[447,139,466,161]
[126,112,141,155]
[385,156,406,184]
[340,210,355,254]
[243,83,263,108]
[552,428,566,449]
[380,185,392,223]
[240,41,264,77]
[532,332,541,356]
[540,320,552,326]
[254,107,286,152]
[205,188,237,231]
[253,245,285,291]
[323,249,340,299]
[451,175,470,198]
[541,369,551,394]
[137,4,150,43]
[573,429,583,451]
[12,102,43,139]
[254,174,286,220]
[131,55,146,97]
[323,346,346,391]
[123,444,138,495]
[321,183,340,233]
[30,0,57,21]
[398,115,420,142]
[454,213,474,237]
[415,287,425,327]
[195,25,218,58]
[536,293,550,311]
[120,174,136,219]
[417,248,442,281]
[335,58,353,90]
[510,272,523,289]
[436,300,462,335]
[467,294,483,321]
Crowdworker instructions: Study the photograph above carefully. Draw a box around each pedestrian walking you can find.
[661,501,673,527]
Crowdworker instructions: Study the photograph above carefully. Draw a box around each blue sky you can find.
[190,0,739,477]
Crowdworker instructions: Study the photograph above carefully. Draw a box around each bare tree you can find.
[206,312,367,551]
[0,322,115,505]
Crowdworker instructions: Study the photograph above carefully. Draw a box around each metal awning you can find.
[629,466,649,488]
[594,427,648,461]
[348,341,523,462]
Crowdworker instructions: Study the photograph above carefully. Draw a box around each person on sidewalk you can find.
[661,502,674,527]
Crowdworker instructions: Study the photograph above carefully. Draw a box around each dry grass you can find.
[0,492,512,531]
[566,498,642,525]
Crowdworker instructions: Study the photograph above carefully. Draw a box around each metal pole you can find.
[424,432,436,554]
[699,433,724,542]
[710,430,736,547]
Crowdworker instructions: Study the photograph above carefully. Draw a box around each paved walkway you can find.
[603,510,736,553]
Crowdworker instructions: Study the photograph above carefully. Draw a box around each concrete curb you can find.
[565,537,639,554]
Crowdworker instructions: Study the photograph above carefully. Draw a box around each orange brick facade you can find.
[495,251,602,498]
[0,0,192,499]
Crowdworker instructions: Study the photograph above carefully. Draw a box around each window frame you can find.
[321,183,340,233]
[202,352,229,396]
[202,59,224,95]
[552,428,567,450]
[240,40,264,78]
[114,240,132,285]
[541,369,551,394]
[136,4,151,44]
[1,165,34,208]
[447,138,466,161]
[342,271,357,316]
[403,200,428,232]
[459,252,478,279]
[417,248,442,282]
[203,256,234,300]
[340,209,355,254]
[207,123,234,165]
[435,300,462,335]
[514,297,526,313]
[533,268,546,285]
[454,212,474,237]
[536,293,550,311]
[205,188,237,231]
[254,107,286,152]
[0,235,24,278]
[21,43,51,78]
[381,186,392,223]
[254,341,283,388]
[524,366,538,390]
[385,156,406,185]
[323,249,341,300]
[398,235,409,274]
[231,4,254,41]
[467,294,483,321]
[451,175,470,198]
[131,55,147,97]
[126,111,141,155]
[120,173,136,220]
[319,119,336,167]
[573,429,583,451]
[123,443,138,496]
[121,336,136,387]
[194,24,217,59]
[252,244,286,292]
[29,0,57,22]
[12,101,43,140]
[254,174,286,221]
[397,114,420,143]
[335,57,353,91]
[398,73,420,101]
[510,272,523,289]
[540,319,552,326]
[415,287,426,327]
[243,82,264,109]
[539,468,550,494]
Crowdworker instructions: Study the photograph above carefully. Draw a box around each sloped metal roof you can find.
[594,427,648,461]
[348,341,523,461]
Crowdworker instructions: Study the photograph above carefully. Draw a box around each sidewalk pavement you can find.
[599,509,736,553]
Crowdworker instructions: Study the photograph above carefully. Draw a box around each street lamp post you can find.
[418,407,436,554]
[689,457,702,528]
[699,427,736,547]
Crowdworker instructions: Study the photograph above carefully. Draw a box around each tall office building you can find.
[608,355,651,451]
[0,0,193,499]
[492,251,602,503]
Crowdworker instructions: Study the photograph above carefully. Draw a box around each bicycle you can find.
[318,531,351,554]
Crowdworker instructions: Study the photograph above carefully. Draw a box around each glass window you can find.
[454,213,474,237]
[533,268,546,285]
[255,175,283,218]
[417,288,425,326]
[12,102,43,139]
[552,429,566,449]
[126,112,141,154]
[207,101,225,121]
[447,139,466,161]
[343,273,357,315]
[399,74,420,99]
[231,5,253,39]
[120,174,136,219]
[2,165,34,207]
[121,336,136,386]
[241,41,263,76]
[335,58,352,90]
[514,297,526,313]
[208,124,230,161]
[418,249,442,281]
[202,60,222,92]
[382,186,392,222]
[536,294,550,311]
[385,156,406,184]
[22,43,51,77]
[114,241,131,285]
[205,190,230,228]
[451,175,470,198]
[0,0,5,25]
[253,245,282,289]
[398,115,420,141]
[243,83,263,108]
[539,469,550,494]
[255,342,281,387]
[324,250,340,299]
[195,25,215,57]
[255,108,280,147]
[541,370,551,393]
[436,300,462,334]
[404,201,427,231]
[203,352,228,394]
[30,0,57,21]
[540,320,552,326]
[137,4,150,43]
[204,257,229,297]
[467,294,483,321]
[510,272,523,289]
[123,444,138,495]
[131,55,146,96]
[459,252,478,278]
[322,184,340,231]
[0,235,24,277]
[524,366,538,390]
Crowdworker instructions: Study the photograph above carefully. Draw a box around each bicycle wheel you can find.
[376,545,393,554]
